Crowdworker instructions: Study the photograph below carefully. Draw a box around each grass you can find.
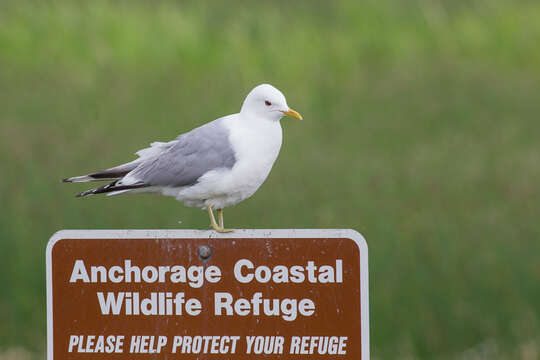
[1,0,540,358]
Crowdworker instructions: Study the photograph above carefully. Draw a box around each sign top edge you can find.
[48,229,366,253]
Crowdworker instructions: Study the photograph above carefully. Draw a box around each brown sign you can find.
[46,230,369,359]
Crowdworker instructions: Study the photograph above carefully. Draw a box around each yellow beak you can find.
[281,108,303,120]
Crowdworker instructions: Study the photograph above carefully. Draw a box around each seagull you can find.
[62,84,303,232]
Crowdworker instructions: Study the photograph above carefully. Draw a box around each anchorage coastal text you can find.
[68,258,344,321]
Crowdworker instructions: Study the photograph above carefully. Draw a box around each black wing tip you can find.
[73,179,149,198]
[74,180,148,198]
[62,178,72,183]
[75,189,94,197]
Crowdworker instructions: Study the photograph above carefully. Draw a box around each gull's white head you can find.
[240,84,303,122]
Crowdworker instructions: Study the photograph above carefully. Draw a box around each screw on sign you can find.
[46,229,369,359]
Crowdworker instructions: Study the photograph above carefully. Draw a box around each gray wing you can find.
[128,118,236,187]
[62,140,177,183]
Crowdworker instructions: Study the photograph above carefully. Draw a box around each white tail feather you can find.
[64,175,93,183]
[106,190,130,196]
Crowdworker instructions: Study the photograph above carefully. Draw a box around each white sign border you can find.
[46,229,369,359]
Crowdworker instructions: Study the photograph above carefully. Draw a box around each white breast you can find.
[221,114,283,198]
[172,113,283,209]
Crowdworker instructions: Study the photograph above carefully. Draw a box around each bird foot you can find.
[207,206,234,233]
[210,224,234,233]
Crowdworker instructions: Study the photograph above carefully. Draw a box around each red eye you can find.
[265,100,272,106]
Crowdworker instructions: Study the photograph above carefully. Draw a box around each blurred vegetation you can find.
[1,0,540,359]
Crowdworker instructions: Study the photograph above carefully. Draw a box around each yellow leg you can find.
[217,209,224,228]
[207,205,219,231]
[217,208,233,232]
[207,206,233,233]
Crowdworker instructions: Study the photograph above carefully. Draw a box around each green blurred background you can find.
[1,0,539,359]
